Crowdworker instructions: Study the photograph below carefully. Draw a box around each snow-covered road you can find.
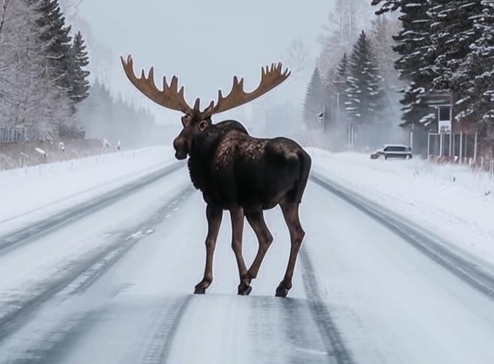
[0,162,494,364]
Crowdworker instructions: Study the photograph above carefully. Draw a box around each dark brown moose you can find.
[121,56,311,297]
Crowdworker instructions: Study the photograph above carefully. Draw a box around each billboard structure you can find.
[437,105,452,134]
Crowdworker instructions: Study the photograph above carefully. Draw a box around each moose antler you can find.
[121,55,290,118]
[201,63,291,118]
[121,55,193,114]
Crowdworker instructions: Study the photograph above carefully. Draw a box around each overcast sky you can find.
[77,0,336,123]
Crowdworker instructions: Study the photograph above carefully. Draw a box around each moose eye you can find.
[199,121,208,131]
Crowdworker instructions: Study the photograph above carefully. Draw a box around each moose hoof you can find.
[238,284,252,296]
[194,285,206,294]
[275,286,289,298]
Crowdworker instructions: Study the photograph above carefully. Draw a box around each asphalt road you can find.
[0,166,493,364]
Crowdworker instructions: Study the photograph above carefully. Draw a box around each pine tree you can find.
[371,0,402,15]
[323,54,352,150]
[465,1,494,153]
[391,0,435,129]
[427,0,483,93]
[69,31,90,103]
[346,31,385,125]
[79,79,113,137]
[302,66,324,130]
[326,53,350,127]
[34,0,73,92]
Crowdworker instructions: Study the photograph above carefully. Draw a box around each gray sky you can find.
[78,0,336,123]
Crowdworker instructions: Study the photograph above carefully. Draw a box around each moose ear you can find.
[182,115,191,127]
[199,120,209,131]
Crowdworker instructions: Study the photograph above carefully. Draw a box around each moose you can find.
[121,56,311,297]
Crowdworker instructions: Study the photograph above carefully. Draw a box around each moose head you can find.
[121,55,290,158]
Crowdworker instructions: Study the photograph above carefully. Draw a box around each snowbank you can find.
[0,147,174,230]
[2,143,493,272]
[309,148,494,268]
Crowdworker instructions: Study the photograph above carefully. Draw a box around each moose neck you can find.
[187,125,222,191]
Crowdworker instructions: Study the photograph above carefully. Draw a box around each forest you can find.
[0,0,155,149]
[301,0,494,158]
[2,0,494,161]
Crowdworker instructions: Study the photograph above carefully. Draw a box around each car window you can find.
[385,146,404,152]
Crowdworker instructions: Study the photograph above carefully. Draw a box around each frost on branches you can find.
[0,0,90,140]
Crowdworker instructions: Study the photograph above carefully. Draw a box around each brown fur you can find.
[174,116,311,297]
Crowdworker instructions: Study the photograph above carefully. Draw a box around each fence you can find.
[0,127,25,143]
[427,132,477,162]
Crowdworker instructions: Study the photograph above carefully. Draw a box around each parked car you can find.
[370,144,412,160]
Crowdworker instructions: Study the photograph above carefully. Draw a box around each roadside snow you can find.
[2,144,493,274]
[308,148,494,269]
[0,147,174,231]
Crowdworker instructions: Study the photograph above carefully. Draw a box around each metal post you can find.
[449,132,453,157]
[349,124,352,147]
[427,133,431,159]
[336,93,340,125]
[449,94,453,157]
[474,131,478,161]
[349,123,354,147]
[439,133,443,157]
[459,132,463,163]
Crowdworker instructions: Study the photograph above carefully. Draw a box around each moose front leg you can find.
[194,204,223,294]
[230,207,251,295]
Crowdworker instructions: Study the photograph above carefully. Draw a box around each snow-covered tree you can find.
[370,0,402,15]
[346,30,387,147]
[302,66,324,131]
[322,54,353,150]
[391,0,435,129]
[325,53,350,128]
[346,31,385,123]
[285,38,310,74]
[79,80,157,146]
[318,0,371,74]
[78,79,112,137]
[427,0,483,93]
[34,0,73,93]
[370,14,401,89]
[464,1,494,153]
[68,31,90,103]
[0,0,72,138]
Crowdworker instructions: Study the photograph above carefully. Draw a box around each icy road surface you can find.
[0,165,493,364]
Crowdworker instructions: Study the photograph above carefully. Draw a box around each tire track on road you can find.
[14,296,194,364]
[140,295,193,364]
[310,171,494,300]
[300,247,356,364]
[0,185,195,345]
[0,162,185,256]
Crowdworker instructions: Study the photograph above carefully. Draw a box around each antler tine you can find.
[121,55,192,114]
[202,62,291,118]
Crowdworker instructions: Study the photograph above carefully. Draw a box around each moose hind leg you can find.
[230,207,251,296]
[245,211,273,281]
[276,201,305,297]
[194,204,222,294]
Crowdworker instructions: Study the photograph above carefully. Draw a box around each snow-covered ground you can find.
[308,148,494,269]
[0,147,175,233]
[1,145,493,272]
[1,146,494,363]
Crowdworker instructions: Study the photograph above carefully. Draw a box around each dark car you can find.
[370,144,412,160]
